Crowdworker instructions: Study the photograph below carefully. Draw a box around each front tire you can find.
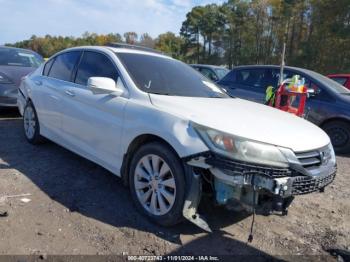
[323,120,350,154]
[23,101,44,144]
[129,142,186,226]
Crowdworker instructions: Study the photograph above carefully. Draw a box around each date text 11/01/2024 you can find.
[127,255,220,261]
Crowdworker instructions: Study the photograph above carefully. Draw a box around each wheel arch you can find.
[320,117,350,128]
[120,134,182,186]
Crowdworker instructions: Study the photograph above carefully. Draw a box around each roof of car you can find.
[106,43,163,54]
[231,64,312,72]
[231,65,336,80]
[191,64,227,69]
[56,45,172,60]
[0,45,38,54]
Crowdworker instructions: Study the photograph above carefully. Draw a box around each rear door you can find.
[60,50,128,173]
[37,51,81,138]
[302,78,334,125]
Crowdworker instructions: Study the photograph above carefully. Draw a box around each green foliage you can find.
[6,32,123,58]
[139,33,156,48]
[5,0,349,73]
[155,32,184,59]
[180,0,350,73]
[124,32,138,44]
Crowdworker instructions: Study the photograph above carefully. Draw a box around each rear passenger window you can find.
[75,51,119,86]
[48,51,81,82]
[43,58,55,76]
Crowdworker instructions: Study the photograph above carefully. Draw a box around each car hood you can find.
[150,95,330,152]
[0,65,36,87]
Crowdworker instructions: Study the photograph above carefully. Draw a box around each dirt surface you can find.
[0,108,349,261]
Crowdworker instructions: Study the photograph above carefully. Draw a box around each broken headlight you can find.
[193,123,290,168]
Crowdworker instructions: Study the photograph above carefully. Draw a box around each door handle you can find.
[65,90,75,97]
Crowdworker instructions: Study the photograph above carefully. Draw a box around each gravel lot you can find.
[0,108,349,261]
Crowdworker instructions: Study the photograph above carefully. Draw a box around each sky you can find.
[0,0,225,45]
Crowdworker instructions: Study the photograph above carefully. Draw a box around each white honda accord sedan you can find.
[17,44,336,231]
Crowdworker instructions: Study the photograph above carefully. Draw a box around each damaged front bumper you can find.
[183,146,336,231]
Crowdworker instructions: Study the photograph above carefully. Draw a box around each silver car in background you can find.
[191,64,229,82]
[0,46,43,108]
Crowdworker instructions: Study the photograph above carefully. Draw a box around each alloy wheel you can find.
[134,154,176,216]
[24,106,36,140]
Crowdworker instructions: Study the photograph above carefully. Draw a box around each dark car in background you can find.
[0,46,43,108]
[328,74,350,90]
[218,65,350,153]
[191,64,229,82]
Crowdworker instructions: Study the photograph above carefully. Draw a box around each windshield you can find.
[215,68,229,79]
[117,53,229,98]
[0,47,44,68]
[307,70,350,95]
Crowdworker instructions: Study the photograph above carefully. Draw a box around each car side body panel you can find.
[19,66,209,176]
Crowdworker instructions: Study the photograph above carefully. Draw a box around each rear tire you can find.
[23,101,44,144]
[129,142,186,226]
[323,120,350,154]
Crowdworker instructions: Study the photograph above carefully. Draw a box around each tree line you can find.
[6,0,350,74]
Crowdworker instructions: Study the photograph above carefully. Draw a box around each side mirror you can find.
[88,77,124,96]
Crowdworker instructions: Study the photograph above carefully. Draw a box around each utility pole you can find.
[197,26,200,64]
[279,42,286,85]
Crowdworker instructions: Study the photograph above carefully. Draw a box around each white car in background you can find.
[17,44,336,231]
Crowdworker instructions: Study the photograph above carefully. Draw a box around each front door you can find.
[60,51,128,173]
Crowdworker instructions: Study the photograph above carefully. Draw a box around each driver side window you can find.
[74,51,119,86]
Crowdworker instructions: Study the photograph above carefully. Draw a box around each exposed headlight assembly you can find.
[193,123,291,168]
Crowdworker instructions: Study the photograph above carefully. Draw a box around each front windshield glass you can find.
[215,68,229,79]
[307,70,350,95]
[117,52,229,98]
[0,48,44,68]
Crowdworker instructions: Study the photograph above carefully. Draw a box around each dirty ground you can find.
[0,108,349,261]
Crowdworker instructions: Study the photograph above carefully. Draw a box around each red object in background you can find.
[272,83,307,117]
[327,74,350,90]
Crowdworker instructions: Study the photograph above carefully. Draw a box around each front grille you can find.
[295,150,322,168]
[205,154,291,178]
[291,172,336,195]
